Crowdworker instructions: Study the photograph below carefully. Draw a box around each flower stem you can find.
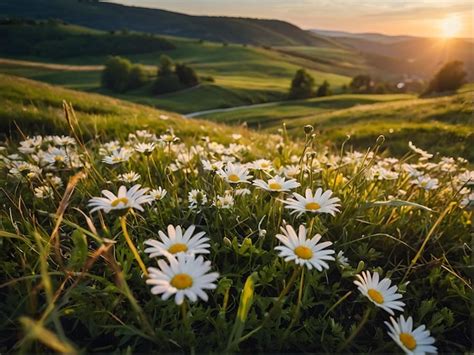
[120,215,148,277]
[338,307,372,352]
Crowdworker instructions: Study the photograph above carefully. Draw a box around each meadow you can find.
[0,73,472,353]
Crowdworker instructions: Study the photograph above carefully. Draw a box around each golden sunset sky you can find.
[107,0,473,38]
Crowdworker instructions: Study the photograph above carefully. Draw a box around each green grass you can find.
[0,36,351,113]
[0,74,471,353]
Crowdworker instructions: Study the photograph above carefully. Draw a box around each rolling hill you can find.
[0,0,331,47]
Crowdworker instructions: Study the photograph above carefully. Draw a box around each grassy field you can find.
[0,75,471,353]
[0,35,351,113]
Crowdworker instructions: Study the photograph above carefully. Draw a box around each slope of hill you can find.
[0,24,350,113]
[0,73,268,148]
[282,90,473,159]
[0,0,330,46]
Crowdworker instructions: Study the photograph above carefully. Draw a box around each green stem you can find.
[120,216,148,277]
[338,307,372,352]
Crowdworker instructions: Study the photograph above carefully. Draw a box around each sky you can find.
[106,0,473,38]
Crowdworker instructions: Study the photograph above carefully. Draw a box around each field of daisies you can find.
[0,117,472,353]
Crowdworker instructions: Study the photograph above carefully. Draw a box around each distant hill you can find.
[0,0,330,47]
[312,29,474,80]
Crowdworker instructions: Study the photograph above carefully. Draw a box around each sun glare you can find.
[440,15,462,38]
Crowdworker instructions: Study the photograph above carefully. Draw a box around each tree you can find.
[316,80,331,97]
[350,74,373,93]
[101,56,131,93]
[175,63,199,86]
[426,60,467,94]
[128,64,148,90]
[289,69,315,99]
[158,55,174,76]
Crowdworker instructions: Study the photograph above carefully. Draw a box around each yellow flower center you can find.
[54,155,64,162]
[261,163,269,168]
[305,202,321,211]
[170,273,193,289]
[228,174,240,182]
[268,182,282,190]
[168,243,188,254]
[367,288,384,304]
[111,197,129,207]
[399,333,417,350]
[294,245,313,259]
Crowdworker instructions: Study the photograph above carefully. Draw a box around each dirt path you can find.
[0,58,103,71]
[185,101,287,118]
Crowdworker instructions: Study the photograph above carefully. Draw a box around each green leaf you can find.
[365,199,433,212]
[68,229,88,270]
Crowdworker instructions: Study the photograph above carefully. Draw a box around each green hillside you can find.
[0,24,350,113]
[0,74,267,148]
[0,0,330,46]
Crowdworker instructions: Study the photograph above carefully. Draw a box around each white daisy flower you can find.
[283,188,340,216]
[43,147,69,165]
[217,162,252,184]
[214,193,234,209]
[408,142,433,161]
[188,189,208,209]
[118,171,141,183]
[411,176,439,190]
[336,250,350,268]
[354,271,405,315]
[34,185,53,199]
[201,159,224,172]
[253,175,300,192]
[235,188,251,196]
[283,164,301,178]
[149,187,167,201]
[385,315,437,355]
[52,135,76,146]
[274,224,335,271]
[146,253,219,305]
[144,225,210,257]
[102,148,133,165]
[251,159,273,171]
[135,142,156,155]
[88,184,154,214]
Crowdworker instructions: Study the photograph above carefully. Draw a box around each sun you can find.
[440,15,462,38]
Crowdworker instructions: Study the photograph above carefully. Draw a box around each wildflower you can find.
[18,136,43,154]
[385,315,437,354]
[149,187,167,201]
[160,131,179,144]
[135,142,156,155]
[88,184,153,214]
[283,188,340,216]
[52,135,76,146]
[201,159,224,172]
[188,189,207,209]
[275,224,335,271]
[102,148,132,165]
[354,271,405,315]
[336,250,350,268]
[234,188,251,196]
[144,225,210,257]
[411,176,439,190]
[43,147,69,166]
[34,185,53,199]
[146,253,219,305]
[9,161,42,179]
[253,175,300,192]
[251,159,273,171]
[408,142,433,161]
[283,164,301,178]
[118,171,141,183]
[217,163,252,184]
[214,193,234,209]
[160,114,169,120]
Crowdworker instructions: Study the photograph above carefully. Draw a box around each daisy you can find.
[102,148,132,165]
[43,147,69,165]
[251,159,273,171]
[253,175,300,192]
[283,188,340,216]
[408,142,433,161]
[144,225,210,257]
[188,189,208,209]
[336,250,350,268]
[149,187,167,201]
[118,171,141,183]
[385,315,437,355]
[274,224,335,271]
[34,185,53,199]
[217,162,252,184]
[146,253,219,305]
[88,184,154,214]
[354,271,405,315]
[411,176,439,190]
[201,159,224,172]
[214,193,234,209]
[135,142,156,155]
